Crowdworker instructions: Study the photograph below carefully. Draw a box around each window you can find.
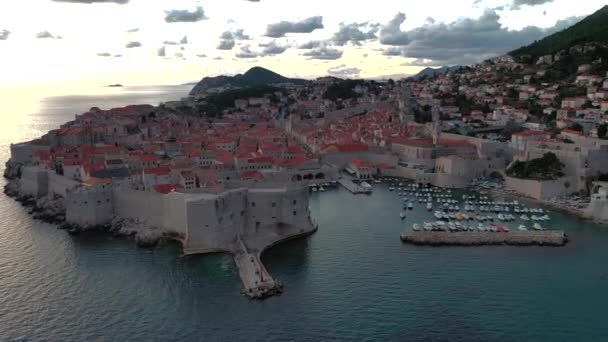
[293,211,297,216]
[272,202,276,208]
[251,202,256,207]
[293,200,297,205]
[240,210,245,216]
[256,221,260,229]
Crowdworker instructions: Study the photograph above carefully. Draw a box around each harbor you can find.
[400,230,568,246]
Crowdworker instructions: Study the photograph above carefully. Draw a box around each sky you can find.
[0,0,605,92]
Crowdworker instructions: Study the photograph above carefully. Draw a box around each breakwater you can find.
[400,231,568,246]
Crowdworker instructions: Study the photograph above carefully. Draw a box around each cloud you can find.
[379,13,410,46]
[114,54,122,57]
[381,9,583,66]
[51,0,128,3]
[328,64,361,78]
[96,52,112,57]
[127,27,139,33]
[217,36,236,50]
[164,6,207,23]
[216,29,250,50]
[511,0,554,10]
[36,31,62,39]
[197,54,207,58]
[297,40,324,49]
[163,36,188,45]
[265,16,324,38]
[302,46,343,60]
[331,22,378,46]
[157,46,166,57]
[0,30,10,40]
[125,41,142,48]
[235,45,258,58]
[259,40,288,55]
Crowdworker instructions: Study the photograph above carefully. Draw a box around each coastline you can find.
[472,185,595,223]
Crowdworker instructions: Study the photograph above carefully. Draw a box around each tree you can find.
[597,123,607,139]
[506,152,564,180]
[571,123,583,132]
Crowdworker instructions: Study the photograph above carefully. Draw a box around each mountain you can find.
[189,67,308,96]
[409,66,463,80]
[510,5,608,59]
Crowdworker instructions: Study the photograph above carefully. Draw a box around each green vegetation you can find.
[322,79,366,101]
[506,152,565,180]
[194,86,283,117]
[510,5,608,59]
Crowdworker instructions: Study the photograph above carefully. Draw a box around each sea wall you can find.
[505,176,575,200]
[113,189,165,228]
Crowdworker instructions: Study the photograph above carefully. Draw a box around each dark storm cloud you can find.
[164,6,207,23]
[383,9,582,66]
[265,16,324,38]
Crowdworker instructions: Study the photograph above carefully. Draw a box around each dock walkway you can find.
[400,231,568,246]
[233,252,282,299]
[338,178,370,194]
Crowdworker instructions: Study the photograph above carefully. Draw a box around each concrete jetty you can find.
[400,231,568,246]
[338,178,370,194]
[234,252,282,299]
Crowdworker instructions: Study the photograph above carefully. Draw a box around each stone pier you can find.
[234,252,282,299]
[400,230,568,246]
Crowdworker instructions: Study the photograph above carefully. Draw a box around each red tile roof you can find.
[153,184,183,194]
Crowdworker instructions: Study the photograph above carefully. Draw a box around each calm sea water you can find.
[1,86,608,341]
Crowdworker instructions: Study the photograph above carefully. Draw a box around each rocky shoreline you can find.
[3,160,182,249]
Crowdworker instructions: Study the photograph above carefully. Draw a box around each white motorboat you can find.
[413,223,421,231]
[426,202,433,211]
[518,224,527,231]
[521,215,530,221]
[533,223,544,231]
[407,202,414,210]
[400,211,406,220]
[319,186,325,192]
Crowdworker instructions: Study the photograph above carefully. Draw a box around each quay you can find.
[400,231,568,247]
[234,252,282,299]
[338,178,370,194]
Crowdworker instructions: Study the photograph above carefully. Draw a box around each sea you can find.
[1,85,608,341]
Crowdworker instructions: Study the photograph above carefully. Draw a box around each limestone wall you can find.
[65,185,114,227]
[20,167,46,198]
[113,189,165,227]
[48,172,79,197]
[505,176,574,200]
